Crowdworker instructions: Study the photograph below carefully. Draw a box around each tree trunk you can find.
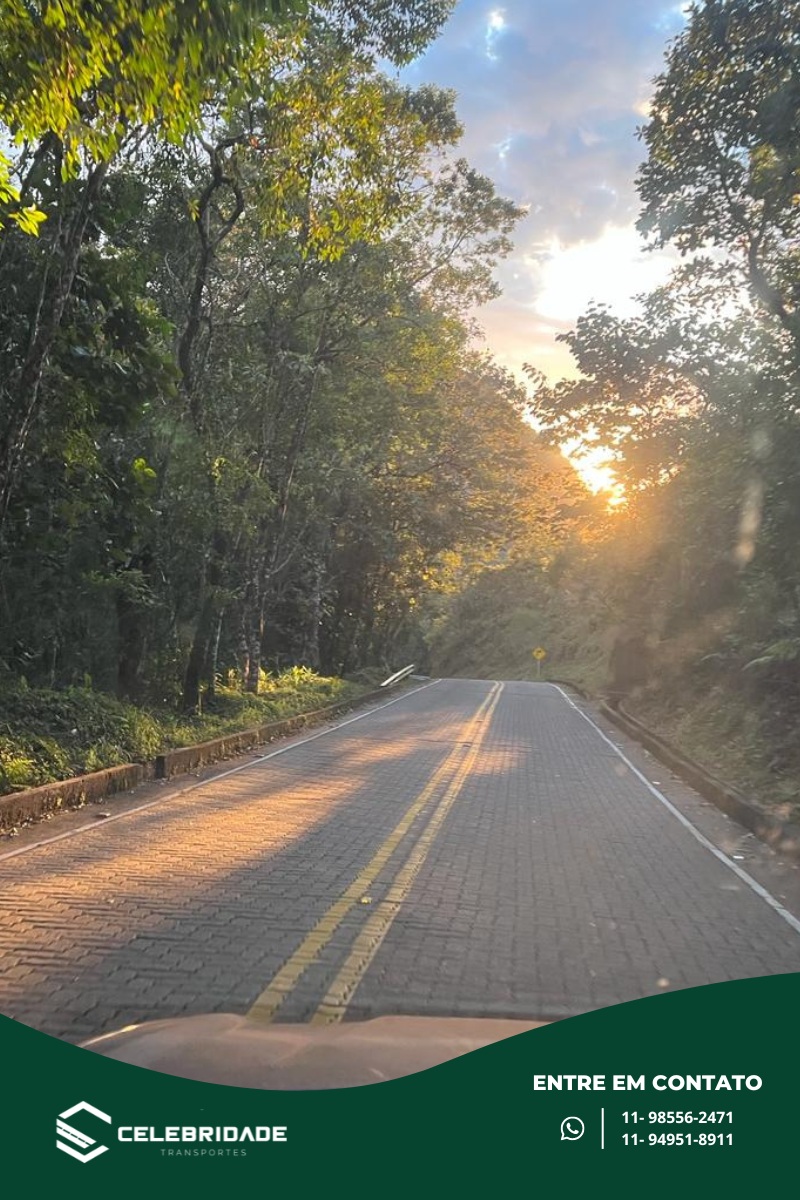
[206,610,225,701]
[299,559,323,670]
[116,590,146,699]
[182,591,214,713]
[176,142,245,426]
[181,504,229,711]
[239,612,251,687]
[0,160,109,542]
[245,614,262,694]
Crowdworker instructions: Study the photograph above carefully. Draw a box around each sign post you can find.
[532,647,547,679]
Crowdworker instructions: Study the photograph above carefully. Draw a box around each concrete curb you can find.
[154,685,393,779]
[0,684,401,833]
[553,679,800,862]
[600,700,800,861]
[0,763,149,832]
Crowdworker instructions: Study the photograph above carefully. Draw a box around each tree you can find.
[0,1,307,540]
[2,0,568,742]
[526,294,711,490]
[0,0,454,543]
[638,0,800,343]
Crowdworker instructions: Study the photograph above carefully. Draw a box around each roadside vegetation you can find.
[0,0,560,792]
[429,1,800,821]
[1,1,799,819]
[0,669,360,794]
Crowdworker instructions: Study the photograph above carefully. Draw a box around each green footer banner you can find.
[4,974,795,1195]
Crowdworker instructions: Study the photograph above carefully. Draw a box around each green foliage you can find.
[2,0,798,828]
[328,0,454,64]
[428,560,610,691]
[0,0,538,785]
[0,0,305,228]
[638,0,800,341]
[435,0,800,821]
[0,671,361,795]
[0,683,162,791]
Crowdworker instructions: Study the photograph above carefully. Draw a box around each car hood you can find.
[82,1014,544,1089]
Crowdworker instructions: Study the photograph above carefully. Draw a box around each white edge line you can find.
[550,684,800,938]
[0,680,442,864]
[601,1108,604,1150]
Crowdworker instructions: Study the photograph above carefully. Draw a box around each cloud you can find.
[403,0,688,379]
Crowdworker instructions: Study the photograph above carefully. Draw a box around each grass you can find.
[0,668,364,796]
[429,574,800,824]
[429,592,610,693]
[628,683,800,826]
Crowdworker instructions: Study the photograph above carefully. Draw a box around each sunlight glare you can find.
[486,9,506,59]
[534,226,675,324]
[566,443,626,507]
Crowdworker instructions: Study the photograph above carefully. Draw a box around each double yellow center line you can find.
[247,682,503,1025]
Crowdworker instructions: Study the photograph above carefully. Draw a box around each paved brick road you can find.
[1,679,799,1042]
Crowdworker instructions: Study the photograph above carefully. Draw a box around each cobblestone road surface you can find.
[2,679,799,1041]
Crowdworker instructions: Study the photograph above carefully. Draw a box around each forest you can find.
[1,0,799,820]
[432,0,800,817]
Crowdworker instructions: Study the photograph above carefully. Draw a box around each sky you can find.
[403,0,690,386]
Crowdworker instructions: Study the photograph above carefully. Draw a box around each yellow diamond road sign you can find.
[532,647,547,661]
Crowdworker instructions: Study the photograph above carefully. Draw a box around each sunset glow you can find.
[404,0,690,386]
[568,445,626,506]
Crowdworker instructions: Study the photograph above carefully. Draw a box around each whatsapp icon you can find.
[560,1117,585,1142]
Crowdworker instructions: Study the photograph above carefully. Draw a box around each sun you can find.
[567,445,626,507]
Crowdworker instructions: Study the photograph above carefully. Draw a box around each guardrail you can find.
[380,664,416,688]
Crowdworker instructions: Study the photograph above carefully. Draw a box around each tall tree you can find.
[638,0,800,343]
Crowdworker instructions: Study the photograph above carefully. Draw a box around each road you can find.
[2,679,800,1043]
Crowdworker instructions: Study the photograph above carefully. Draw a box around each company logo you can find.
[56,1101,111,1164]
[54,1101,287,1163]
